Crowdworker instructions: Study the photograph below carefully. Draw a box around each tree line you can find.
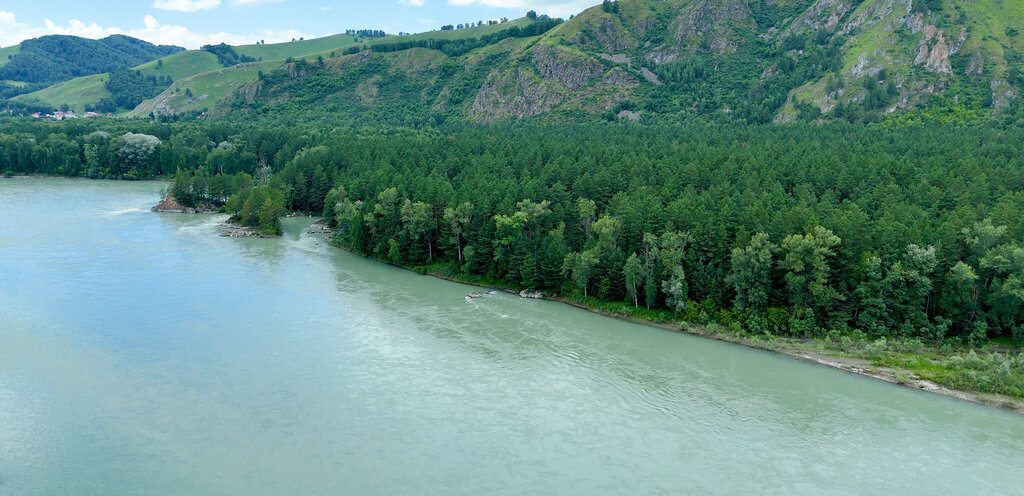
[341,17,563,58]
[3,117,1023,343]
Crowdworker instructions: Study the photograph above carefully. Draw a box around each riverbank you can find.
[311,225,1024,415]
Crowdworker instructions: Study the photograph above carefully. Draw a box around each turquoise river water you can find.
[0,178,1022,495]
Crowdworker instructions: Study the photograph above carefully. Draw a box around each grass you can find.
[13,32,360,113]
[16,19,535,114]
[131,60,278,116]
[12,73,111,112]
[235,33,358,60]
[134,50,223,81]
[0,45,18,68]
[364,17,534,46]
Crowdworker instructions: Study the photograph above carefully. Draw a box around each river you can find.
[0,178,1022,495]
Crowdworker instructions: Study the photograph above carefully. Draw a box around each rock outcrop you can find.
[151,194,216,214]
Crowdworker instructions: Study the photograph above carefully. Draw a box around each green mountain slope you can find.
[135,20,538,118]
[0,34,183,84]
[223,0,1024,124]
[11,33,364,113]
[13,0,1023,122]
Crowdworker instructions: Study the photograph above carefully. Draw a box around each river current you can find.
[0,178,1022,495]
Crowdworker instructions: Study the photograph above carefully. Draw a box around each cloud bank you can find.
[0,11,309,49]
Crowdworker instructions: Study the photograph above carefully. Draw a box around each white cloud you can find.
[152,0,221,13]
[400,0,425,6]
[0,12,311,50]
[0,12,121,47]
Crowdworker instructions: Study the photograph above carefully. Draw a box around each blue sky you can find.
[0,0,596,48]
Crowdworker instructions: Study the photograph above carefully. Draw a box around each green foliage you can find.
[201,43,256,67]
[90,69,173,112]
[340,17,561,58]
[6,117,1024,345]
[0,34,182,84]
[225,185,286,235]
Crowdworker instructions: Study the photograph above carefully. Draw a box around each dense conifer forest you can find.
[3,118,1024,361]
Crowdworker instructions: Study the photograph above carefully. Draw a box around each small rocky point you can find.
[219,223,276,238]
[307,219,334,234]
[151,194,216,214]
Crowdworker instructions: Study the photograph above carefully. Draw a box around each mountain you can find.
[10,33,369,113]
[9,0,1023,123]
[0,34,184,85]
[220,0,1024,124]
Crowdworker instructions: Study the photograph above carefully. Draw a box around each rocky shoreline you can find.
[219,222,277,238]
[151,194,218,214]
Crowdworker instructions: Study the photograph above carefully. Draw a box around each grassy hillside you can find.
[132,61,278,116]
[14,73,111,112]
[138,19,541,118]
[235,33,358,60]
[14,31,365,114]
[136,50,224,81]
[0,45,18,68]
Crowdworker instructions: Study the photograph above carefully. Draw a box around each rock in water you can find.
[151,194,217,214]
[151,194,192,213]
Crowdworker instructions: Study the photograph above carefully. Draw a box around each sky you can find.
[0,0,597,49]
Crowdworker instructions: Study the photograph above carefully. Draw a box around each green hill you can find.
[223,0,1024,124]
[12,0,1024,123]
[12,32,365,113]
[0,45,19,68]
[0,34,183,84]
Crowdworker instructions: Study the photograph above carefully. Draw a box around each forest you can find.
[3,117,1023,355]
[0,35,183,85]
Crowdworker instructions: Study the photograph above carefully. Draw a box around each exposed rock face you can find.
[914,25,952,74]
[566,12,638,52]
[531,44,604,91]
[471,44,604,122]
[841,0,907,35]
[990,79,1016,110]
[597,53,631,65]
[640,67,662,86]
[602,67,636,86]
[671,0,754,55]
[240,79,263,104]
[788,0,856,33]
[471,67,566,122]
